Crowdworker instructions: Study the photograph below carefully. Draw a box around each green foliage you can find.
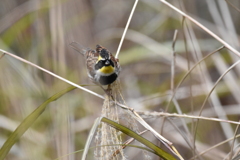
[101,117,177,160]
[0,86,76,160]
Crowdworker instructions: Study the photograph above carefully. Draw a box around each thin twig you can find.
[137,111,240,125]
[228,121,240,160]
[115,0,139,58]
[0,49,104,100]
[233,148,240,160]
[193,59,240,150]
[162,30,178,135]
[166,46,225,111]
[198,58,240,116]
[116,103,184,160]
[167,116,198,153]
[181,14,198,158]
[190,134,240,159]
[225,0,240,13]
[171,30,178,91]
[159,0,240,57]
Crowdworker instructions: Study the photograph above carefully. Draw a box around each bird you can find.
[70,42,121,94]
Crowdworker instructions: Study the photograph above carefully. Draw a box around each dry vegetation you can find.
[1,0,240,160]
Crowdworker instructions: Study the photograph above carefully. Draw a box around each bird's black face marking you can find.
[95,60,104,70]
[95,59,114,70]
[100,49,109,59]
[105,60,114,66]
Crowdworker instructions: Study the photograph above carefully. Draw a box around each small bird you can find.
[70,42,121,92]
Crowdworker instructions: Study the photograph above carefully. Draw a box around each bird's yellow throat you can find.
[99,66,114,74]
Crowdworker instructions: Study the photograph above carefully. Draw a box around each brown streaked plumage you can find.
[70,42,120,86]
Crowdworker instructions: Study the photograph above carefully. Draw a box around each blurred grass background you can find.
[0,0,240,159]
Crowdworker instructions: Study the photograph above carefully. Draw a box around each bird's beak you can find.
[105,60,110,65]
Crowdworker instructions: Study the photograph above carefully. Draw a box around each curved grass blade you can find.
[101,117,177,160]
[81,117,102,160]
[0,86,76,160]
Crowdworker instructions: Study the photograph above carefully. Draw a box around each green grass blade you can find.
[81,117,103,160]
[0,86,76,160]
[101,117,177,160]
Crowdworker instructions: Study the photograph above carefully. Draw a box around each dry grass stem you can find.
[0,49,104,99]
[137,111,240,125]
[195,59,240,123]
[171,29,178,91]
[159,0,240,57]
[225,0,240,13]
[228,121,240,160]
[166,46,225,108]
[115,0,139,58]
[190,134,240,159]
